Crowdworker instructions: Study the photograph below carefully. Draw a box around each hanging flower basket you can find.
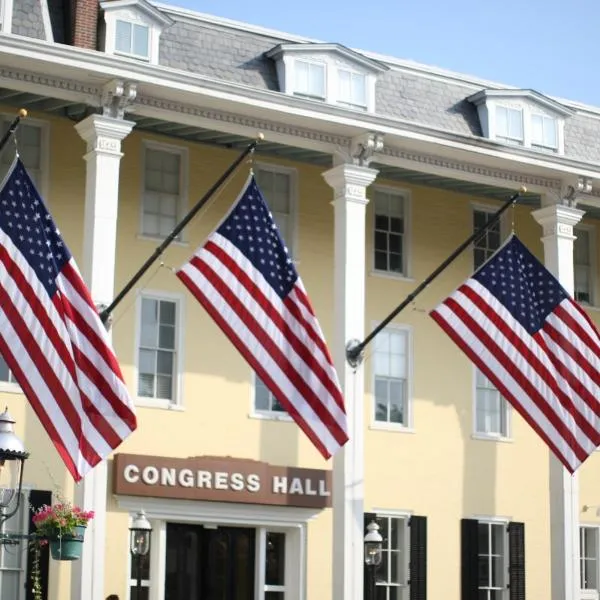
[49,525,87,561]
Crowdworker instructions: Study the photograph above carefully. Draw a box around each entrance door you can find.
[165,523,255,600]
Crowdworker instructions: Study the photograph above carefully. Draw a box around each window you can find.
[254,166,295,255]
[531,113,558,151]
[581,526,599,592]
[293,60,326,99]
[115,19,150,59]
[254,374,286,416]
[338,69,367,109]
[137,297,178,402]
[495,106,524,145]
[473,208,501,269]
[265,531,286,597]
[475,369,509,439]
[0,121,43,187]
[363,512,427,600]
[0,356,17,386]
[142,146,184,239]
[374,189,407,275]
[373,328,409,427]
[575,228,593,305]
[461,519,525,600]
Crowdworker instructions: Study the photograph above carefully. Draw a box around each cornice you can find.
[136,94,352,148]
[381,146,563,191]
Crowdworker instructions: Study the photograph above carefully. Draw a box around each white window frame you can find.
[0,0,14,32]
[115,19,151,60]
[1,114,50,202]
[117,496,316,600]
[133,290,184,410]
[0,490,30,600]
[370,323,413,432]
[580,525,600,599]
[369,508,411,598]
[474,517,510,600]
[250,372,293,423]
[253,162,298,259]
[472,203,507,271]
[337,68,367,110]
[292,58,327,101]
[574,224,596,307]
[472,367,511,442]
[139,140,188,243]
[371,185,411,280]
[495,105,524,146]
[531,112,559,151]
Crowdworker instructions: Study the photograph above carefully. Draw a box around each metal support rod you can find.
[346,186,526,366]
[0,109,28,157]
[100,137,262,323]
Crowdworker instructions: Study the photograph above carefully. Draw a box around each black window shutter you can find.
[26,490,51,600]
[508,522,526,600]
[409,515,427,600]
[461,519,479,600]
[363,513,376,600]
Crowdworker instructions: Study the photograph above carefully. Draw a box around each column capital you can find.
[334,132,384,167]
[75,114,135,154]
[322,163,379,205]
[532,203,585,240]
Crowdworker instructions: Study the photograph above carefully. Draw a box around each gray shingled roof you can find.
[12,0,46,40]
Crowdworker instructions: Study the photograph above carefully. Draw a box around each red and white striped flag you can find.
[177,176,348,458]
[0,158,136,481]
[431,234,600,472]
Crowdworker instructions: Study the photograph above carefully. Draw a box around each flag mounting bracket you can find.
[345,339,364,369]
[345,186,526,367]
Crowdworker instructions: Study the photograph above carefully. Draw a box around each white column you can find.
[532,201,585,600]
[322,163,378,600]
[72,114,134,600]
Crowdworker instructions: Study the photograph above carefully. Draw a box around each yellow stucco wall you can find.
[4,108,600,599]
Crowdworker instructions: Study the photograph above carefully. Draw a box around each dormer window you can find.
[294,60,326,100]
[267,43,388,113]
[468,89,574,155]
[115,20,150,59]
[495,106,524,146]
[100,0,173,65]
[338,69,367,109]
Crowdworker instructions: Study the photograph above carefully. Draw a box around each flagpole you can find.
[0,109,28,155]
[99,135,263,324]
[346,185,527,365]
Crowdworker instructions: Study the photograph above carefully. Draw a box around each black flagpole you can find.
[0,109,28,156]
[100,135,262,324]
[346,186,527,367]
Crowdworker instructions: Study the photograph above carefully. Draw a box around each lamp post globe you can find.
[0,407,29,521]
[130,510,152,600]
[364,520,383,600]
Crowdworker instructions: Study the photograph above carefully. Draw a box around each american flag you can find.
[0,158,136,481]
[177,176,348,458]
[431,235,600,472]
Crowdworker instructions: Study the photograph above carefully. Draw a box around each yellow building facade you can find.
[0,1,600,600]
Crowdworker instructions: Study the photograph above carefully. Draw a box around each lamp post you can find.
[364,520,383,600]
[0,407,29,526]
[129,510,152,600]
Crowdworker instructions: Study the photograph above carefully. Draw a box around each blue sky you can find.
[167,0,597,107]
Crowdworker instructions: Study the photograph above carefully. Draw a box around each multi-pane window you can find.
[531,113,558,151]
[0,356,17,385]
[254,375,286,416]
[373,328,409,426]
[475,369,509,438]
[574,228,593,305]
[265,531,286,597]
[473,208,501,269]
[293,60,326,99]
[495,106,524,145]
[254,166,294,255]
[138,297,177,402]
[115,19,150,59]
[0,492,27,599]
[374,189,406,275]
[142,147,183,239]
[478,522,506,600]
[338,69,367,109]
[0,121,42,186]
[581,526,599,592]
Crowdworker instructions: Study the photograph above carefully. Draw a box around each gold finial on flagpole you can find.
[519,185,527,194]
[18,109,28,119]
[257,132,265,141]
